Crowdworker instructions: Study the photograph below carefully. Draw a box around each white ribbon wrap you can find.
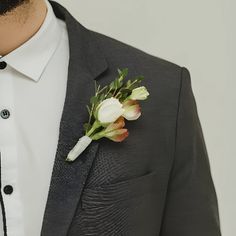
[66,135,92,162]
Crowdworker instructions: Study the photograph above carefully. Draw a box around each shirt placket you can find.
[0,60,25,236]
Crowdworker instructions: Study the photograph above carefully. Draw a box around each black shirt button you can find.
[0,109,10,119]
[3,185,13,195]
[0,61,7,70]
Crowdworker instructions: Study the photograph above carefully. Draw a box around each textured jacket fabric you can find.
[40,1,221,235]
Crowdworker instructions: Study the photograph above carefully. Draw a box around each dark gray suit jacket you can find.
[40,1,221,235]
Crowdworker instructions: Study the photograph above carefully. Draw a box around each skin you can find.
[0,0,47,56]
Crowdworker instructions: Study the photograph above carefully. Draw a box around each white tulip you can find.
[97,97,124,123]
[129,86,149,100]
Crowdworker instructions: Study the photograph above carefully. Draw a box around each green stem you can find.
[104,87,113,99]
[86,120,101,137]
[127,79,138,89]
[97,85,108,94]
[91,127,119,140]
[91,130,105,140]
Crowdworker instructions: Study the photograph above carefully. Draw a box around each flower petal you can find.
[97,97,124,123]
[122,100,141,121]
[105,128,129,142]
[105,117,125,132]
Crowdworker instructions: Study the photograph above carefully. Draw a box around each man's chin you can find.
[0,0,29,16]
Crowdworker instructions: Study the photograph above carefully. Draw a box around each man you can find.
[0,0,221,235]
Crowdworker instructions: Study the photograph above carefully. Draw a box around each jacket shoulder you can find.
[90,30,182,77]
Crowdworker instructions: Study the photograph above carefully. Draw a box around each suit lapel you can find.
[41,1,108,236]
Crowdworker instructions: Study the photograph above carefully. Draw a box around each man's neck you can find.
[0,0,47,56]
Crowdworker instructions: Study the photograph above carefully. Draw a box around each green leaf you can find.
[90,96,98,105]
[126,79,132,86]
[119,88,131,94]
[83,123,92,132]
[128,84,139,90]
[114,78,122,89]
[118,76,124,85]
[121,68,128,77]
[118,68,128,78]
[109,81,115,90]
[99,93,105,102]
[106,93,113,98]
[135,75,144,83]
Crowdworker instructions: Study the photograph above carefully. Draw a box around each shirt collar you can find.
[0,0,62,82]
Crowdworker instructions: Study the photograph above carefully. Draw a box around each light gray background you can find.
[55,0,235,235]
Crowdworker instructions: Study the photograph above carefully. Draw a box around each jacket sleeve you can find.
[160,67,221,236]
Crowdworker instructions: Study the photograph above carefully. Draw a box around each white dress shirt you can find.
[0,0,69,235]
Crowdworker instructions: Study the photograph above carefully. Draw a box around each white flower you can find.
[129,86,149,100]
[66,135,92,162]
[97,97,124,123]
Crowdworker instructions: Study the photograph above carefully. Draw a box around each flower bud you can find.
[129,86,149,100]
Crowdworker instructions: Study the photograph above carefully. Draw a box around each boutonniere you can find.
[66,68,150,162]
